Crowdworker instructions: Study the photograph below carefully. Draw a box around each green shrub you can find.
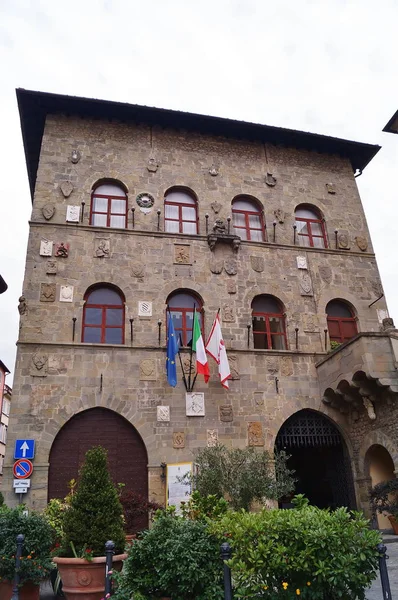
[211,505,381,599]
[0,505,53,584]
[114,510,224,600]
[180,490,229,521]
[188,444,295,511]
[60,446,125,557]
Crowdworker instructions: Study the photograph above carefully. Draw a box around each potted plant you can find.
[0,505,53,600]
[52,446,127,600]
[370,478,398,533]
[119,491,162,543]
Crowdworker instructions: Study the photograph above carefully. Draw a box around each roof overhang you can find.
[0,360,10,375]
[383,110,398,134]
[0,275,7,294]
[16,88,381,201]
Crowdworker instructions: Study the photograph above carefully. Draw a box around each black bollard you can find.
[11,534,24,600]
[220,542,233,600]
[377,543,392,600]
[105,540,115,597]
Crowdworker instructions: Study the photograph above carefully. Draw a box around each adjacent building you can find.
[3,89,398,524]
[0,361,10,478]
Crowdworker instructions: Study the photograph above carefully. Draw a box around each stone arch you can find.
[48,407,148,504]
[359,429,398,477]
[91,177,129,194]
[231,193,264,211]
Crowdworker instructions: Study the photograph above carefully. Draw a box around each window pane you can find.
[250,229,263,242]
[182,221,197,234]
[169,295,201,309]
[171,311,183,329]
[252,296,282,313]
[106,308,123,326]
[93,197,108,212]
[83,327,102,343]
[296,220,308,234]
[85,308,102,325]
[105,328,123,344]
[182,207,196,221]
[233,213,246,227]
[233,198,260,211]
[269,317,283,334]
[249,215,261,227]
[341,320,357,338]
[252,316,266,332]
[165,204,179,218]
[111,199,126,213]
[93,214,107,227]
[253,333,268,349]
[110,215,126,228]
[165,220,180,233]
[312,236,325,249]
[95,184,125,197]
[87,288,123,305]
[327,302,353,318]
[296,207,319,219]
[271,335,286,350]
[327,320,340,338]
[166,191,195,205]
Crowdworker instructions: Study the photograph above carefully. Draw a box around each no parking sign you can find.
[13,459,33,479]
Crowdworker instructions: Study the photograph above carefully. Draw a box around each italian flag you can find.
[192,311,210,383]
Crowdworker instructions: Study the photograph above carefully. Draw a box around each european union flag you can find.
[166,313,179,387]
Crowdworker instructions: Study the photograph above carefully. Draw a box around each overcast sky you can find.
[1,0,398,382]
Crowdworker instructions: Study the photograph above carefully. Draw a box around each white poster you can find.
[166,462,192,513]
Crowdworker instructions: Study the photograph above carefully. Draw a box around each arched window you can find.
[82,286,125,344]
[164,188,198,235]
[232,196,264,242]
[295,204,327,248]
[252,295,287,350]
[90,181,128,229]
[326,300,357,344]
[167,291,202,346]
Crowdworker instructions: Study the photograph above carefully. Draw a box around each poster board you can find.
[166,462,192,513]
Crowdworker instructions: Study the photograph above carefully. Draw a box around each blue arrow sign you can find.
[14,439,35,460]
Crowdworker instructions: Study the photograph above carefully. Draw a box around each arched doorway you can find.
[48,408,148,506]
[365,444,395,530]
[275,409,355,509]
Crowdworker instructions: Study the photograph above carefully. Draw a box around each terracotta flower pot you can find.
[0,581,40,600]
[53,553,127,600]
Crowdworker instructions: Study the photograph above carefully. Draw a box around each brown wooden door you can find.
[48,408,148,502]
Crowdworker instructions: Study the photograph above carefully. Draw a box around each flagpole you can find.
[167,307,189,392]
[188,305,195,392]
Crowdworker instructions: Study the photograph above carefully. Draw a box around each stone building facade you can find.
[3,89,398,523]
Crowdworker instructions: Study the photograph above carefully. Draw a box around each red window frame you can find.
[232,208,265,241]
[164,189,198,235]
[167,302,204,347]
[252,311,287,350]
[327,315,357,344]
[295,216,328,248]
[82,289,125,344]
[90,188,128,229]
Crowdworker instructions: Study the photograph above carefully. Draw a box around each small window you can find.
[164,188,198,235]
[90,182,128,229]
[2,398,10,417]
[82,286,125,344]
[232,196,265,242]
[252,295,287,350]
[167,291,203,346]
[326,300,357,344]
[295,205,327,248]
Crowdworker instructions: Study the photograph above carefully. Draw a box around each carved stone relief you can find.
[229,354,240,380]
[250,256,264,273]
[325,183,336,194]
[265,172,277,187]
[42,204,55,221]
[219,404,233,422]
[186,392,205,417]
[70,149,81,164]
[210,258,223,274]
[132,263,145,278]
[66,205,80,222]
[382,317,396,331]
[18,296,27,315]
[173,432,185,449]
[157,406,170,422]
[209,164,219,176]
[40,240,53,256]
[140,359,157,380]
[147,157,158,172]
[274,208,285,224]
[94,239,110,258]
[60,285,74,303]
[40,283,56,302]
[55,243,69,258]
[299,272,313,296]
[227,280,237,294]
[138,301,152,317]
[254,392,264,407]
[355,236,368,252]
[281,356,293,377]
[46,260,57,275]
[362,397,376,420]
[30,352,48,377]
[211,201,221,214]
[207,429,218,447]
[224,258,237,276]
[296,256,308,270]
[319,266,332,285]
[266,357,279,374]
[174,244,191,264]
[222,304,235,323]
[136,192,155,213]
[303,314,318,333]
[338,231,350,250]
[60,181,74,198]
[248,422,264,446]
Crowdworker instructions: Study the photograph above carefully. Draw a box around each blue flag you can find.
[166,313,179,387]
